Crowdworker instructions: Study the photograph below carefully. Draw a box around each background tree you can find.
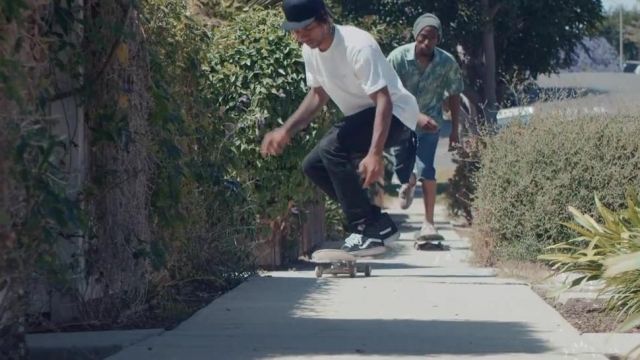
[1,1,56,357]
[599,7,640,62]
[241,0,603,118]
[336,0,603,119]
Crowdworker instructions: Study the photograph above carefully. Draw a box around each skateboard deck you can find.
[311,249,372,278]
[414,239,450,251]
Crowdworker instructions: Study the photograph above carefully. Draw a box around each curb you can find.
[27,328,164,360]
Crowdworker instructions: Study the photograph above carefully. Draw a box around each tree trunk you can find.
[0,122,27,360]
[82,0,153,318]
[0,5,35,358]
[454,41,485,130]
[301,201,326,256]
[481,0,499,124]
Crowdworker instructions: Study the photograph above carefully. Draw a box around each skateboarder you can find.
[260,0,420,256]
[387,13,464,241]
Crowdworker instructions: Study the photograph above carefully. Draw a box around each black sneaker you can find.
[340,214,398,256]
[340,232,386,256]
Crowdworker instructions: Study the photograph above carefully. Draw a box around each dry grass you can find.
[467,227,497,267]
[495,260,552,284]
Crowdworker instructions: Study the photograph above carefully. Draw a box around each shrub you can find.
[539,190,640,332]
[447,135,486,225]
[473,113,640,263]
[204,9,326,215]
[203,9,334,264]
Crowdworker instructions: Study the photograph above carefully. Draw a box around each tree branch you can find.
[489,2,504,20]
[48,4,133,103]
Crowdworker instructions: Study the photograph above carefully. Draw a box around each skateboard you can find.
[414,239,450,251]
[311,249,372,278]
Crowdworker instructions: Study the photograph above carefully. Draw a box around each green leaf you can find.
[568,206,603,233]
[569,275,590,288]
[626,190,640,227]
[0,0,29,22]
[603,251,640,277]
[617,312,640,332]
[562,222,595,239]
[595,194,618,230]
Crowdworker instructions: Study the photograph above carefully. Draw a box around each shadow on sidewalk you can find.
[117,276,552,359]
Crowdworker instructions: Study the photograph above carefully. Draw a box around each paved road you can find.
[535,72,640,114]
[537,72,640,95]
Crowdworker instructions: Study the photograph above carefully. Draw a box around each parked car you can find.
[622,61,640,74]
[496,106,534,127]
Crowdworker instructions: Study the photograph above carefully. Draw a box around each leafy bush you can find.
[473,113,640,263]
[142,0,258,293]
[205,9,326,208]
[204,9,334,263]
[539,190,640,332]
[144,4,334,268]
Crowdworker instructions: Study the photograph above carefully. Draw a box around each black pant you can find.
[302,107,412,225]
[390,132,417,184]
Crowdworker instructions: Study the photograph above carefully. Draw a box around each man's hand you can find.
[449,130,460,152]
[417,113,439,132]
[358,153,384,188]
[260,127,291,157]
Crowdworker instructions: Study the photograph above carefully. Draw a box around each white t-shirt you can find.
[302,25,419,131]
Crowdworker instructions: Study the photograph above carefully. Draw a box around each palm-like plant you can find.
[539,189,640,332]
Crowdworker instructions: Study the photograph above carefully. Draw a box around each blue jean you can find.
[391,129,439,182]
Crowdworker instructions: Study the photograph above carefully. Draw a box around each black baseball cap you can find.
[281,0,327,31]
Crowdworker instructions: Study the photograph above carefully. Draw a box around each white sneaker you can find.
[417,221,444,241]
[398,173,416,210]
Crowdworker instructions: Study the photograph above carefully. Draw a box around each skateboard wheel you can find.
[364,265,371,277]
[349,267,356,278]
[314,266,323,278]
[413,242,419,250]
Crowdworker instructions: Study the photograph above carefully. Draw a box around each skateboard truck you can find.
[311,249,372,278]
[414,239,449,251]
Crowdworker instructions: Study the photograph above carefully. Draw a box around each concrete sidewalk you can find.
[108,201,606,360]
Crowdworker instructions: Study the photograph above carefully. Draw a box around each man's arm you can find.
[447,94,461,150]
[282,86,330,136]
[367,86,393,156]
[358,86,393,187]
[260,87,330,156]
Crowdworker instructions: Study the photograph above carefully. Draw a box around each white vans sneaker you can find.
[417,221,444,241]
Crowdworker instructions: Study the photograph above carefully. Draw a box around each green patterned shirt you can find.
[387,44,464,126]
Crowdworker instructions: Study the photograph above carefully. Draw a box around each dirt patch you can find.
[488,257,636,335]
[551,298,621,333]
[531,286,640,334]
[495,260,552,284]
